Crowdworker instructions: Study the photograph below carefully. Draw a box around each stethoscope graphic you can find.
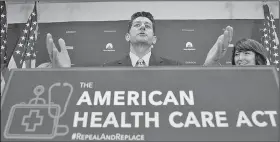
[29,82,73,118]
[27,82,73,137]
[48,82,73,118]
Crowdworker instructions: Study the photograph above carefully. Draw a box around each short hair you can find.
[128,11,155,34]
[231,38,267,65]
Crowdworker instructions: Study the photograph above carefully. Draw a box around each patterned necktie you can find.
[135,59,146,67]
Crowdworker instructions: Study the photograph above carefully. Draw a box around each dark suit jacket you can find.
[103,54,182,67]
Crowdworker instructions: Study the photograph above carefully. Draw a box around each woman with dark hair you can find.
[231,38,267,66]
[204,26,269,66]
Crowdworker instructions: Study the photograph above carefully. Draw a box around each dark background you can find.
[5,19,279,67]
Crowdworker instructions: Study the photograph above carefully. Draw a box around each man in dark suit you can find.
[41,11,183,68]
[41,12,232,68]
[103,11,181,67]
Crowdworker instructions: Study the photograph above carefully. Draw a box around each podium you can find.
[1,66,279,141]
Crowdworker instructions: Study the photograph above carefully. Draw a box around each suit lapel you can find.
[116,53,163,66]
[149,54,164,66]
[117,55,133,66]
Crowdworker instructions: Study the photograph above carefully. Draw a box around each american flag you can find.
[260,4,279,71]
[1,1,7,95]
[0,1,8,66]
[8,2,38,69]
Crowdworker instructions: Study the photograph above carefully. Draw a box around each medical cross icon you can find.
[21,110,43,132]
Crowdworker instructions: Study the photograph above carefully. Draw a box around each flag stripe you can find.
[1,71,5,95]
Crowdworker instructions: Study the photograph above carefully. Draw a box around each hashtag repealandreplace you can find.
[71,133,145,141]
[72,133,77,140]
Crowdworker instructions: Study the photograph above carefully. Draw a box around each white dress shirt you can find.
[129,51,152,67]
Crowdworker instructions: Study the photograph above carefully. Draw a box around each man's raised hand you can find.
[46,33,71,68]
[204,26,233,66]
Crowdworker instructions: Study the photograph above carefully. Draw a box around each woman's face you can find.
[234,50,256,66]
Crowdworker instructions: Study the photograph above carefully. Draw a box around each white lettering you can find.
[76,91,92,105]
[121,112,132,128]
[180,90,194,105]
[163,91,179,105]
[90,112,102,127]
[73,112,88,127]
[169,111,183,128]
[94,91,111,105]
[149,91,162,106]
[145,112,159,128]
[236,111,253,127]
[215,111,228,127]
[252,111,267,127]
[184,111,201,127]
[127,91,139,106]
[103,112,119,127]
[201,111,215,127]
[265,111,277,127]
[114,91,125,105]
